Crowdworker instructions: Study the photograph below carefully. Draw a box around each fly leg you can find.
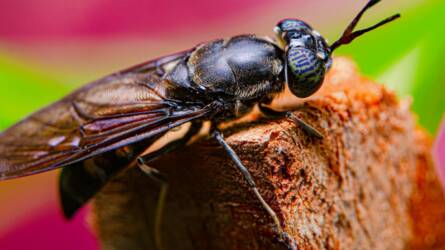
[212,129,297,250]
[137,122,202,250]
[137,161,168,250]
[259,104,323,139]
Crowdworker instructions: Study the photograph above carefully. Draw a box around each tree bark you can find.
[91,58,445,250]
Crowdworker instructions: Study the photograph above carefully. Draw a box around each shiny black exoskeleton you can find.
[275,19,333,97]
[164,0,399,125]
[156,1,399,247]
[67,1,399,248]
[0,1,400,250]
[167,35,285,119]
[60,1,399,249]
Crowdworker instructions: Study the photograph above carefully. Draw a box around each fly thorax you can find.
[187,35,285,101]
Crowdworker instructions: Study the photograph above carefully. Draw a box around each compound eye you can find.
[301,34,316,50]
[277,19,312,32]
[286,32,317,51]
[288,32,302,40]
[287,47,325,98]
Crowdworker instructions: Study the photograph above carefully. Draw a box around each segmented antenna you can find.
[330,0,400,52]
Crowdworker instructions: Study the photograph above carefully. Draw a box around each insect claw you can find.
[286,112,324,139]
[274,230,298,250]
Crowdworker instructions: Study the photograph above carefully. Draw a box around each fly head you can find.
[275,19,331,98]
[274,0,400,98]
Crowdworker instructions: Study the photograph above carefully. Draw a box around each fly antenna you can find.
[330,0,400,53]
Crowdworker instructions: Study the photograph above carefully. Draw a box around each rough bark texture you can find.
[408,130,445,249]
[91,58,445,250]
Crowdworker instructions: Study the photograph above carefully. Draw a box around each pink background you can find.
[0,0,438,249]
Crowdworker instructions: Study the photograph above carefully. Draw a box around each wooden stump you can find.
[91,58,445,250]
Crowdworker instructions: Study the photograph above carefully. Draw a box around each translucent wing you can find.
[0,50,212,180]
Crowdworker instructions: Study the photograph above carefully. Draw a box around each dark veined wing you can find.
[0,49,212,180]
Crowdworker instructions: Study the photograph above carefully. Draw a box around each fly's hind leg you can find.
[259,104,323,139]
[212,129,297,250]
[137,121,203,250]
[137,161,168,250]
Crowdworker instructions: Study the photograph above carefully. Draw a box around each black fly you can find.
[0,0,399,249]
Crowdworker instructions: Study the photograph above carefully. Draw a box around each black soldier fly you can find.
[0,0,399,249]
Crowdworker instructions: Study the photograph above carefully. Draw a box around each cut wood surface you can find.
[92,58,445,250]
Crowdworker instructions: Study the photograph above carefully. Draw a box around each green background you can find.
[0,0,444,134]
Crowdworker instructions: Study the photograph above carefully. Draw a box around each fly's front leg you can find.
[212,129,297,250]
[259,104,323,139]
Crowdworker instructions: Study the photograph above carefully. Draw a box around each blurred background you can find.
[0,0,444,249]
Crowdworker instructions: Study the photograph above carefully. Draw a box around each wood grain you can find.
[92,58,445,250]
